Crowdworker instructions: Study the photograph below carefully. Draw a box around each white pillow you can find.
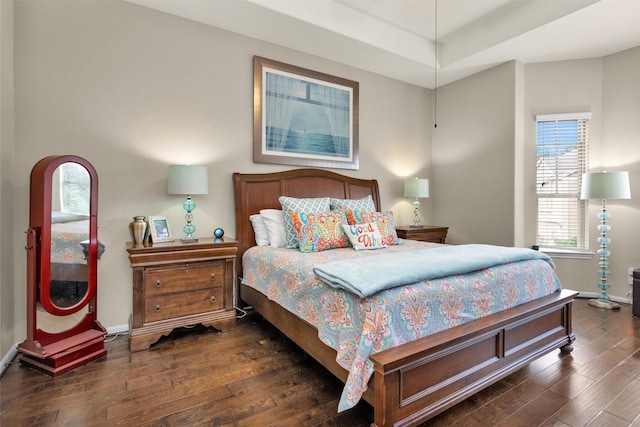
[342,222,388,250]
[249,214,270,246]
[259,209,287,248]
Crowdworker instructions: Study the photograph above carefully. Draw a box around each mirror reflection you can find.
[49,162,91,308]
[38,306,89,334]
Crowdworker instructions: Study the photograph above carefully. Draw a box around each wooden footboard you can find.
[242,284,576,427]
[370,288,576,427]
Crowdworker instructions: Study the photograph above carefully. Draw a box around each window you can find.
[59,162,90,215]
[536,113,590,250]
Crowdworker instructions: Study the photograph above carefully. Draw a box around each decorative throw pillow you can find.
[259,209,287,248]
[279,196,331,248]
[249,214,270,246]
[342,222,388,250]
[344,210,400,246]
[289,211,349,253]
[330,195,376,212]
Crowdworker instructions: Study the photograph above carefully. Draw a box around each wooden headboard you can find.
[232,168,381,278]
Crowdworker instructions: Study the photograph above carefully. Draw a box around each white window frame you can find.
[535,112,591,252]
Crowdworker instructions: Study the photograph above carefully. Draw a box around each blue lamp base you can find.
[181,196,199,243]
[588,200,620,310]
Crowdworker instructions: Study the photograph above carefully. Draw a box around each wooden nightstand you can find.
[126,237,238,352]
[396,225,449,244]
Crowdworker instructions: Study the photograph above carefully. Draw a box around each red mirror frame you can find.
[18,155,107,376]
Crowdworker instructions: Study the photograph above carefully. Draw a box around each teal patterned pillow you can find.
[330,195,376,212]
[279,196,331,248]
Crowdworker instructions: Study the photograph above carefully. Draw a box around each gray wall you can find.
[1,0,16,361]
[432,61,518,246]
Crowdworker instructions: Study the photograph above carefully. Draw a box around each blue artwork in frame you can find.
[253,56,359,170]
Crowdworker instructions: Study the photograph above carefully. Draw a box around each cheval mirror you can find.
[18,155,107,376]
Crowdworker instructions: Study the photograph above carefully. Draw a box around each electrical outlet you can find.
[629,267,635,285]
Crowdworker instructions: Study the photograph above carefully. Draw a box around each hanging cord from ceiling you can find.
[434,0,438,128]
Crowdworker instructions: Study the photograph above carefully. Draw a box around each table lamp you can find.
[168,165,209,242]
[404,178,429,227]
[580,171,631,310]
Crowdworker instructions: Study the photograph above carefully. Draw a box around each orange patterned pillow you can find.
[289,210,350,253]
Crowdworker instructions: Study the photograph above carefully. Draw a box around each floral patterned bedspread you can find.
[51,220,89,264]
[241,240,562,411]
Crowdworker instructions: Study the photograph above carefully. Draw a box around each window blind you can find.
[536,113,590,250]
[60,163,90,215]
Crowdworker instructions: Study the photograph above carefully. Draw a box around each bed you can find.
[233,168,576,427]
[50,212,105,305]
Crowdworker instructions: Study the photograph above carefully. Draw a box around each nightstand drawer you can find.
[396,225,448,244]
[144,262,225,295]
[144,287,224,322]
[405,230,443,242]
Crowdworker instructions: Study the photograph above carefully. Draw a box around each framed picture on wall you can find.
[148,216,174,243]
[253,56,359,170]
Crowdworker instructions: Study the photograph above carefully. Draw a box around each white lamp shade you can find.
[580,171,631,200]
[404,178,429,198]
[167,165,209,195]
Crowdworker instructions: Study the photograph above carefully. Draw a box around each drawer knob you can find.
[155,304,161,312]
[155,280,161,288]
[210,273,216,281]
[210,296,216,303]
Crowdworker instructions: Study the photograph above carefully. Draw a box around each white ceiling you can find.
[127,0,640,88]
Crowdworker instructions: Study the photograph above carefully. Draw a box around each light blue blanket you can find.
[313,244,554,298]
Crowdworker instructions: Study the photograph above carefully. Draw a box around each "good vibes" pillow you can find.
[342,222,388,250]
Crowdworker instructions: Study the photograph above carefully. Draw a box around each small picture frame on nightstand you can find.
[148,216,174,242]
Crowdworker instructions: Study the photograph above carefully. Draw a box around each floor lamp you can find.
[580,171,631,310]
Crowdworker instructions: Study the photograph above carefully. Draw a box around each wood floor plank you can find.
[587,410,631,427]
[577,336,640,381]
[550,372,596,400]
[539,417,571,427]
[108,382,233,425]
[528,355,578,390]
[604,379,640,422]
[494,390,570,427]
[230,377,343,426]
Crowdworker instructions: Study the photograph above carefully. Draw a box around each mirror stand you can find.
[18,155,106,376]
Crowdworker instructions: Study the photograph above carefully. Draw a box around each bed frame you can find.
[233,168,577,427]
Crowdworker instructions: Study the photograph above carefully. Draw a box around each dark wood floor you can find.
[2,297,640,426]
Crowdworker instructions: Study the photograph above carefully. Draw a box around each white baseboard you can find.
[575,291,632,306]
[106,323,130,336]
[0,343,19,377]
[1,323,129,377]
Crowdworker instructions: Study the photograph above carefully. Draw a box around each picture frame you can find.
[253,56,359,170]
[147,216,174,243]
